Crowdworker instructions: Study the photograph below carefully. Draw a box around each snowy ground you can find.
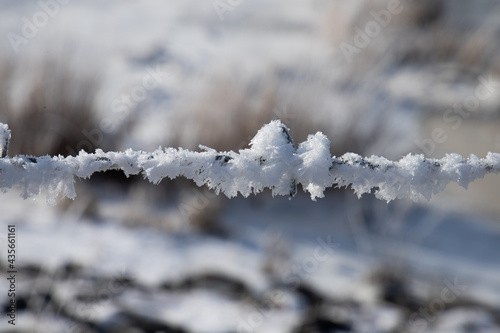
[1,0,500,332]
[1,187,500,332]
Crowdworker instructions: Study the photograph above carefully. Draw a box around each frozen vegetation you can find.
[2,1,500,332]
[1,120,499,204]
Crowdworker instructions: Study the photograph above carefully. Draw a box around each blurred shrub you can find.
[0,54,106,156]
[171,67,416,159]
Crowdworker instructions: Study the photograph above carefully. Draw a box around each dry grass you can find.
[171,67,414,160]
[0,52,125,210]
[332,0,500,75]
[0,54,103,157]
[172,72,276,152]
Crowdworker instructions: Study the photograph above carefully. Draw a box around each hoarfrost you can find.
[0,121,499,204]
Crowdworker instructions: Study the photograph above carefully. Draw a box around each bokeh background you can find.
[1,0,500,332]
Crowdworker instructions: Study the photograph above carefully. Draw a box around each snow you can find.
[0,123,10,158]
[116,289,301,333]
[1,121,499,204]
[4,189,499,332]
[428,308,499,333]
[296,132,333,199]
[1,1,500,332]
[15,212,268,291]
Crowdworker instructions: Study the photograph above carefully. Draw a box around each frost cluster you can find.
[0,123,10,158]
[0,121,499,205]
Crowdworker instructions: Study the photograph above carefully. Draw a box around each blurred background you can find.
[1,0,500,332]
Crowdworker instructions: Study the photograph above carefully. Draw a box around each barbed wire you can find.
[1,121,499,204]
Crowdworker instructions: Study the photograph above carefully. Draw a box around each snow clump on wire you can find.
[0,121,499,205]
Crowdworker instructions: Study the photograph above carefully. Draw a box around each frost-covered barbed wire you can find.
[1,121,499,205]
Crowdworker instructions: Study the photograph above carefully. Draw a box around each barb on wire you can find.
[0,121,499,205]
